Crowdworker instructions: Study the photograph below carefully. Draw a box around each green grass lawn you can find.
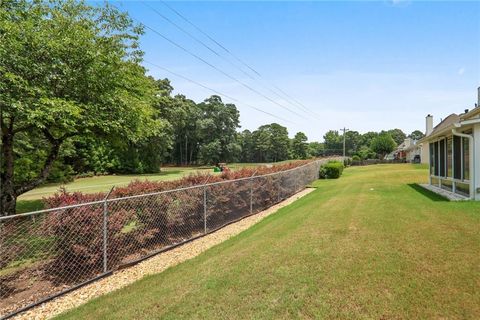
[55,164,480,319]
[18,167,211,201]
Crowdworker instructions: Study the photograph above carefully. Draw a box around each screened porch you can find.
[429,131,472,198]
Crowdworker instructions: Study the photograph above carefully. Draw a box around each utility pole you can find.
[340,127,350,160]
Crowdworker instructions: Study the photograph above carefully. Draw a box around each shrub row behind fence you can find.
[0,159,328,318]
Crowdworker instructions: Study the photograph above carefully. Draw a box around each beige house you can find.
[403,139,421,162]
[388,138,421,162]
[419,87,480,200]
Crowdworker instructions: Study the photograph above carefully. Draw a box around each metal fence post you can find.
[103,187,115,273]
[203,186,207,234]
[278,172,281,203]
[296,167,300,192]
[202,176,211,234]
[250,170,258,214]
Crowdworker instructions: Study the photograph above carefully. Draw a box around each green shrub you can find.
[319,161,344,179]
[352,155,361,161]
[47,162,75,183]
[343,158,352,167]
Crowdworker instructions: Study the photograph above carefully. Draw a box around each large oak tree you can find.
[0,0,163,215]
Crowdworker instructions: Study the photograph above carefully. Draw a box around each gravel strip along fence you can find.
[12,188,315,320]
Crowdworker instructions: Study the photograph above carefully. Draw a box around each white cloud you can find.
[389,0,411,7]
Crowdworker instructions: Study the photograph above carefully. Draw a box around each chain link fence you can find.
[0,160,325,318]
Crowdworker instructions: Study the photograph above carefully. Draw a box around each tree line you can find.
[322,128,425,159]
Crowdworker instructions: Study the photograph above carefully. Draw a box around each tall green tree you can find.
[386,129,407,145]
[251,123,290,162]
[345,130,361,155]
[238,130,255,163]
[196,96,240,164]
[359,131,379,148]
[269,124,290,162]
[307,142,324,157]
[323,130,342,155]
[409,130,425,141]
[291,132,308,159]
[370,134,396,159]
[356,145,376,160]
[0,0,164,215]
[252,126,273,162]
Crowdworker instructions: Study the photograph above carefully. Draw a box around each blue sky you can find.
[112,0,479,141]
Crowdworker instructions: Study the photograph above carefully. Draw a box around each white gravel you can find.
[13,188,315,320]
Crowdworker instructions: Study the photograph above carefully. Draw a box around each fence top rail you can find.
[0,158,336,221]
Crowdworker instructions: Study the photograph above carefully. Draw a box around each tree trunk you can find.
[0,127,62,216]
[0,119,16,216]
[0,183,17,216]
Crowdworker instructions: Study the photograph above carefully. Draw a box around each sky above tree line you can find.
[105,0,479,141]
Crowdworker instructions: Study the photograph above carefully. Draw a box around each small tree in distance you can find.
[292,132,308,159]
[370,134,396,159]
[409,130,425,141]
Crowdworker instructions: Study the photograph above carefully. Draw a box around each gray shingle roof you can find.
[427,113,460,138]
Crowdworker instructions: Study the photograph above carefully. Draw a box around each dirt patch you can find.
[11,188,315,320]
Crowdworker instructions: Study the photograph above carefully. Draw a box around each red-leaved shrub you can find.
[42,190,133,281]
[40,160,315,280]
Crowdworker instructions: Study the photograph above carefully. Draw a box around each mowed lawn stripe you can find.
[55,164,480,320]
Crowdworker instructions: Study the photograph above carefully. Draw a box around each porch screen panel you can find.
[433,141,439,176]
[446,138,452,177]
[463,137,470,180]
[439,139,446,177]
[453,136,462,179]
[429,143,435,175]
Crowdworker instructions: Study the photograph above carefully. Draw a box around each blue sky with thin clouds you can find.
[110,0,480,141]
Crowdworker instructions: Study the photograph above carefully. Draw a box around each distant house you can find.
[418,87,480,200]
[386,138,420,162]
[404,139,421,163]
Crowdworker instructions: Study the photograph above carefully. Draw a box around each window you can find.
[446,138,452,177]
[439,139,446,177]
[453,136,462,179]
[463,137,470,180]
[429,143,435,175]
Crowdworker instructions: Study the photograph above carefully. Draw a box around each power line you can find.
[143,59,295,125]
[158,0,323,120]
[128,10,307,119]
[143,1,320,120]
[141,1,255,81]
[111,1,297,125]
[159,0,260,77]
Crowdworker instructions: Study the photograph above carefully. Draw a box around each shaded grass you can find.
[1,233,55,276]
[407,183,449,202]
[56,164,480,319]
[16,199,45,213]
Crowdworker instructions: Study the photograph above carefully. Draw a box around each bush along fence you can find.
[0,159,335,318]
[319,160,345,179]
